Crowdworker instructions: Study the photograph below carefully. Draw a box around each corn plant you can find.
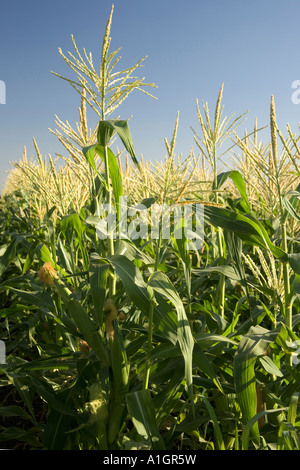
[2,4,300,452]
[192,84,248,319]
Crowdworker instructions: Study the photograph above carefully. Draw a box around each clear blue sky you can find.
[1,0,300,192]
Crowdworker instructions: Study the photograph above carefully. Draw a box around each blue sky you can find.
[1,0,300,192]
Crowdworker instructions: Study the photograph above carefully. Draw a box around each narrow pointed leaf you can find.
[148,271,195,407]
[93,144,123,214]
[89,261,108,325]
[97,120,115,147]
[90,253,177,343]
[200,395,226,450]
[43,410,72,450]
[193,343,223,394]
[234,325,280,443]
[82,144,100,174]
[98,120,139,167]
[282,188,300,223]
[214,170,250,210]
[126,390,165,450]
[82,144,107,187]
[0,239,18,278]
[204,205,287,261]
[192,264,241,281]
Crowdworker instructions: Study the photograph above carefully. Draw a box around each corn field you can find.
[1,5,300,451]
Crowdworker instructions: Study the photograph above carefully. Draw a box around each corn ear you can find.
[88,383,109,450]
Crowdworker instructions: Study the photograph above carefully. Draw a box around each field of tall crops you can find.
[1,6,300,451]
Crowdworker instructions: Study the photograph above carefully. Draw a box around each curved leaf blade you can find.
[148,271,195,407]
[126,390,165,450]
[98,120,139,167]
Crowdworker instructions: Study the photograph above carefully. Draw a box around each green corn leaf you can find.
[214,170,250,210]
[0,303,38,319]
[93,253,149,311]
[288,253,300,275]
[114,237,154,265]
[258,355,283,377]
[172,230,192,304]
[60,213,83,244]
[91,253,178,343]
[282,187,300,223]
[292,273,300,295]
[234,325,280,444]
[35,243,55,265]
[126,390,165,450]
[195,332,238,349]
[66,299,109,365]
[0,425,42,448]
[57,237,72,272]
[28,375,77,418]
[200,395,226,450]
[235,354,259,442]
[59,213,89,271]
[97,120,139,168]
[0,239,18,278]
[13,354,77,372]
[203,205,287,261]
[148,271,195,408]
[83,143,123,218]
[287,392,300,426]
[154,364,185,427]
[94,144,123,214]
[193,343,224,394]
[43,409,72,450]
[277,421,299,450]
[22,239,39,274]
[241,408,287,450]
[224,230,248,295]
[54,279,110,366]
[82,143,106,180]
[0,406,35,424]
[192,265,241,281]
[89,261,108,325]
[1,360,36,421]
[97,120,115,147]
[3,287,55,310]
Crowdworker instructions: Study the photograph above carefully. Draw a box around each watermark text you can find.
[94,198,204,250]
[0,80,6,104]
[0,340,6,364]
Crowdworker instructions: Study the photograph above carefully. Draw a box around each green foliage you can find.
[2,4,300,452]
